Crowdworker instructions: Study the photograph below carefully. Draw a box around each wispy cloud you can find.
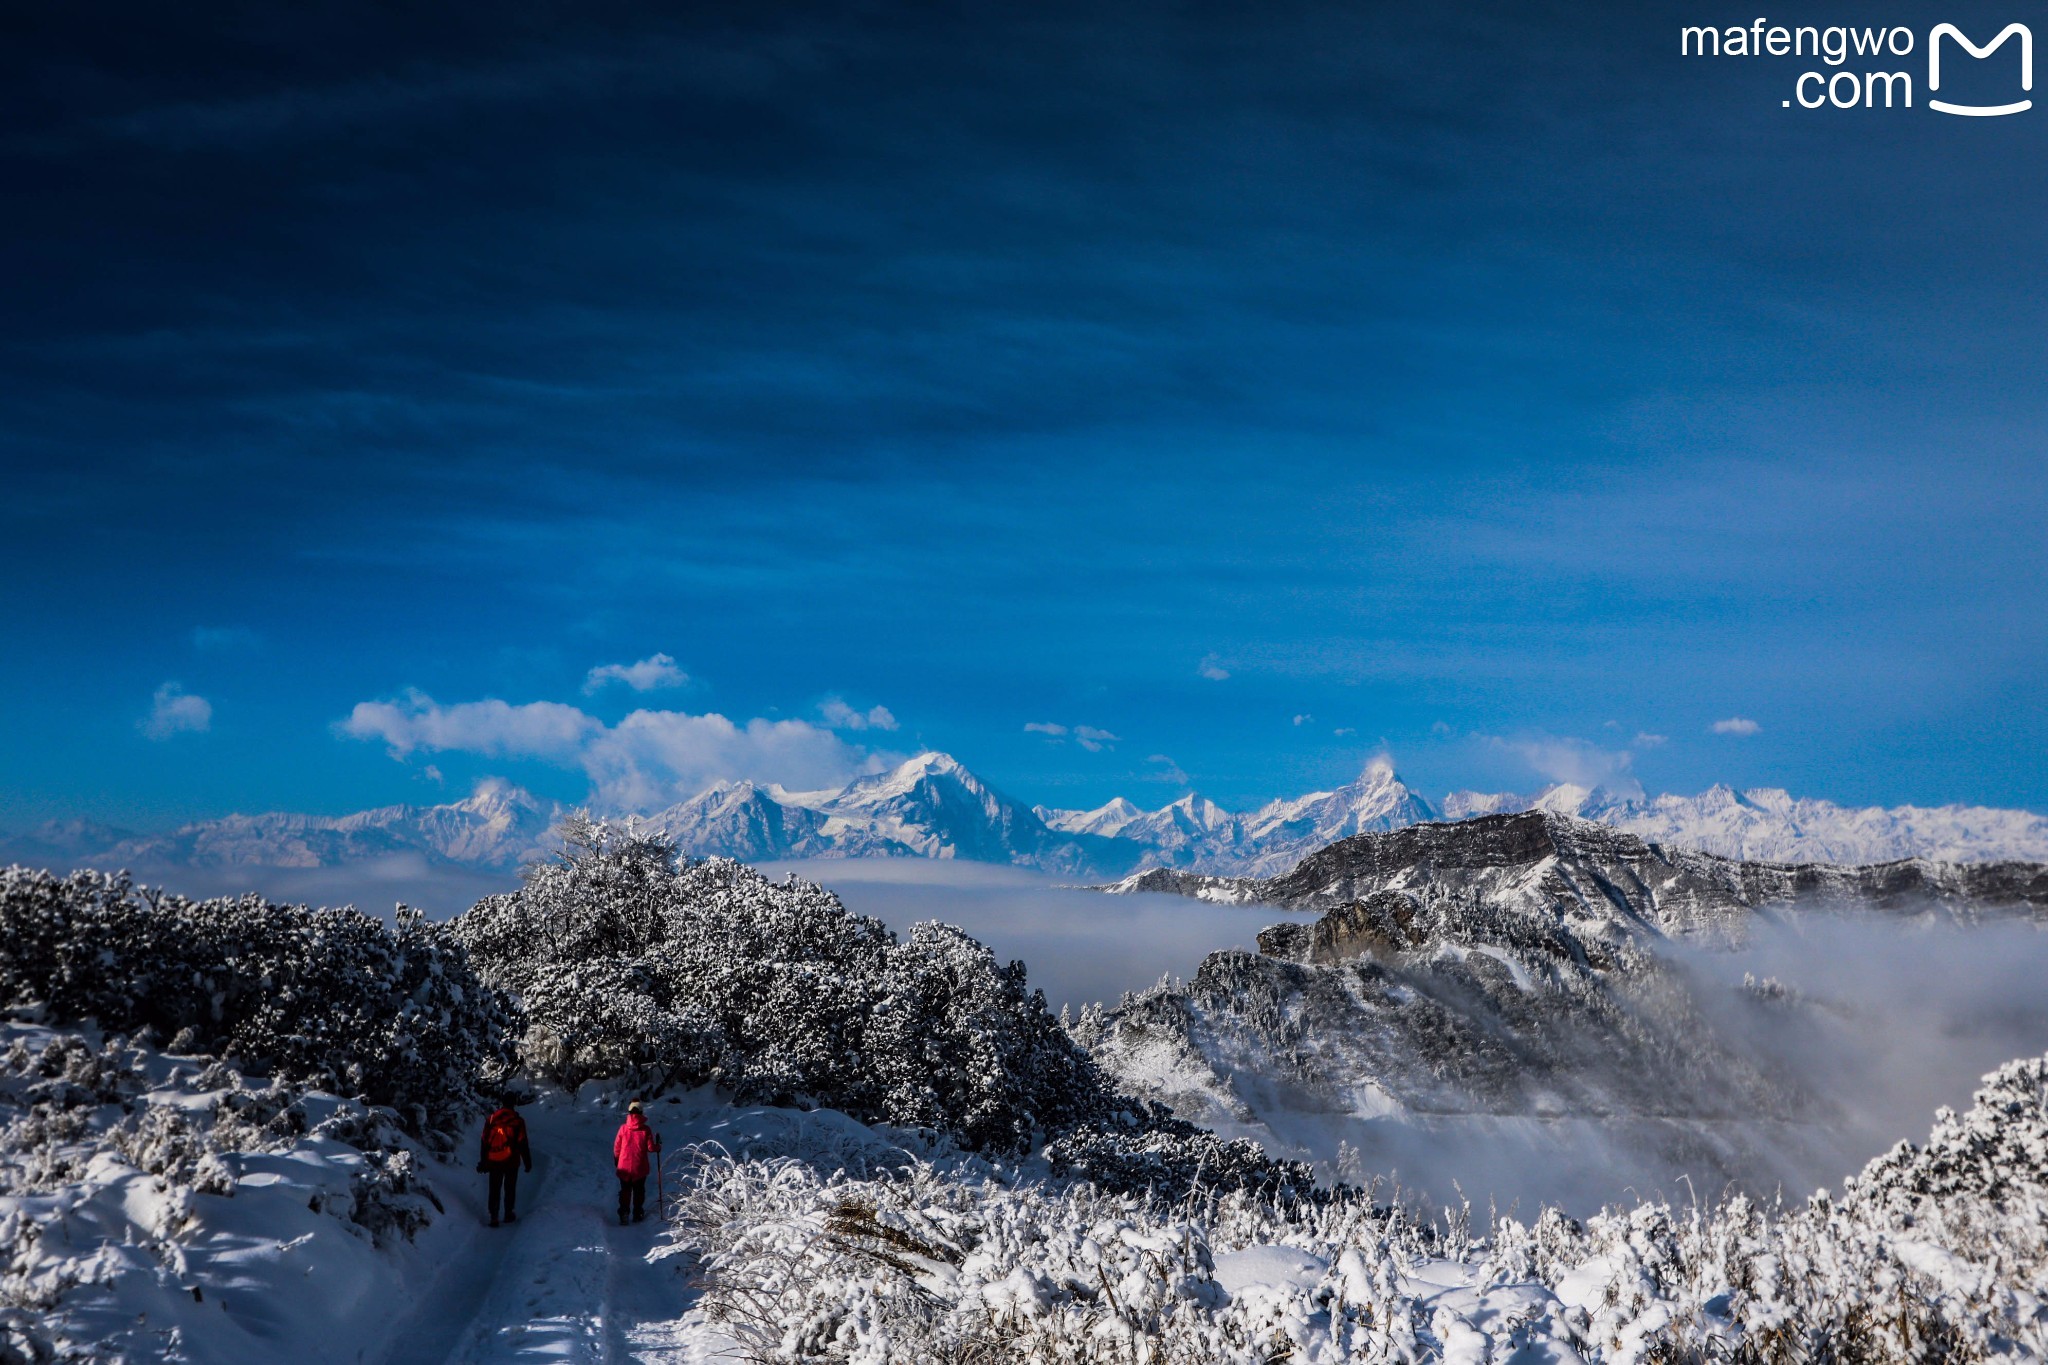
[1292,713,1313,726]
[583,653,688,694]
[1634,732,1668,747]
[1145,754,1191,785]
[1025,721,1119,752]
[1477,731,1643,796]
[141,682,212,740]
[337,689,877,807]
[1712,717,1761,736]
[1197,654,1231,682]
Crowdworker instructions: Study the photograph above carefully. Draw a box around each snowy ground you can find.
[11,1020,2044,1362]
[379,1097,701,1365]
[3,1023,745,1365]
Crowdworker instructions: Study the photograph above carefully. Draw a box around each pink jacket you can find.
[614,1114,660,1179]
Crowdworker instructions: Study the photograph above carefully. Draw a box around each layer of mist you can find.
[1677,914,2048,1187]
[1211,914,2048,1216]
[766,859,1270,1013]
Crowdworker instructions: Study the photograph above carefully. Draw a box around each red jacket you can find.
[614,1113,660,1179]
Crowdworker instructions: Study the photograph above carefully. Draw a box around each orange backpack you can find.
[484,1111,518,1163]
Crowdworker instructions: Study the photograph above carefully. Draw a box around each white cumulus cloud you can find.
[1292,713,1313,726]
[1712,717,1762,736]
[340,690,597,760]
[140,682,211,740]
[820,699,899,731]
[337,689,878,808]
[582,653,688,694]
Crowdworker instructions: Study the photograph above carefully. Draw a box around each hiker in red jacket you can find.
[475,1094,532,1227]
[613,1100,661,1225]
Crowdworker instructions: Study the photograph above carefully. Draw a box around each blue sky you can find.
[3,0,2044,828]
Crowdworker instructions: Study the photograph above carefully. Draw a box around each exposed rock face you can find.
[1105,810,2048,932]
[1086,811,2048,1208]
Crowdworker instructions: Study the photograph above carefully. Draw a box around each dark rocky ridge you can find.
[1084,812,2048,1205]
[1104,810,2048,932]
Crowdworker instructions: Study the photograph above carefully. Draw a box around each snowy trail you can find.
[381,1101,699,1365]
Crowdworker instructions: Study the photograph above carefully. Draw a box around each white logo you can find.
[1927,22,2031,115]
[1681,18,2033,115]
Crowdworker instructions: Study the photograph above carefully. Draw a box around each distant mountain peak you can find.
[11,747,2045,883]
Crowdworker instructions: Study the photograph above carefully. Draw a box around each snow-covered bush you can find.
[456,819,1293,1190]
[670,1051,2048,1362]
[1045,1121,1315,1204]
[0,1022,448,1363]
[0,866,516,1144]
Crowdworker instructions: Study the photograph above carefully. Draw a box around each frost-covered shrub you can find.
[457,819,1301,1192]
[459,824,1088,1149]
[671,1051,2048,1363]
[1045,1121,1316,1204]
[675,1141,1422,1365]
[0,866,516,1142]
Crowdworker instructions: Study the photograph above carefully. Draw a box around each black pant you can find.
[487,1164,521,1219]
[617,1172,647,1221]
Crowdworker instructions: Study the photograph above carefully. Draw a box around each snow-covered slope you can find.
[30,779,566,874]
[648,781,843,862]
[1442,781,2048,864]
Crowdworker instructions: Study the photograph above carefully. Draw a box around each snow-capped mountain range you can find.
[7,752,2046,878]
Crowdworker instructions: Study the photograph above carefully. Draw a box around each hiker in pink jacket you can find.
[613,1100,662,1225]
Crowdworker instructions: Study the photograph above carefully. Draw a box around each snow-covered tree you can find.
[454,819,1301,1193]
[0,866,515,1144]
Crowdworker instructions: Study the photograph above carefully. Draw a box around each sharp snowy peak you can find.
[650,781,842,862]
[1236,756,1438,873]
[1035,796,1146,838]
[1033,757,1439,875]
[1038,792,1242,860]
[655,753,1134,874]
